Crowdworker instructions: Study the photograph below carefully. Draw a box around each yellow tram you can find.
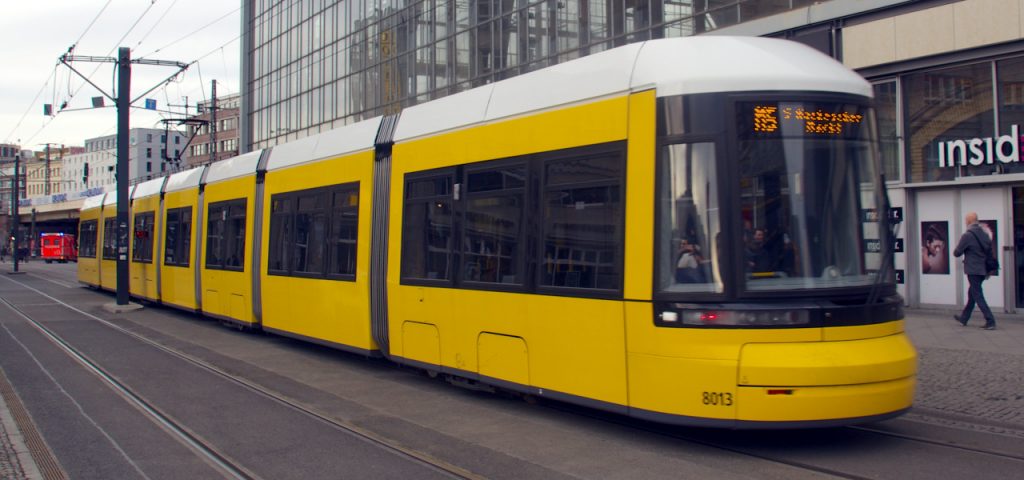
[80,36,916,428]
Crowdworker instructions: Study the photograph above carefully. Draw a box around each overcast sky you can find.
[0,0,241,150]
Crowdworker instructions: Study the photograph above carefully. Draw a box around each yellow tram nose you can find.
[735,332,917,424]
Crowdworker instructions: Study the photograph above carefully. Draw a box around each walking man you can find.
[953,211,997,330]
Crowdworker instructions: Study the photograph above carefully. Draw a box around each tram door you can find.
[959,187,1005,310]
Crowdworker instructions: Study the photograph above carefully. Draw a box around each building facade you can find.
[23,146,84,199]
[61,128,187,200]
[241,0,1024,312]
[241,0,827,149]
[184,93,241,167]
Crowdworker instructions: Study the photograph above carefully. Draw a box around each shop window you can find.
[998,56,1024,175]
[904,63,994,183]
[873,80,901,182]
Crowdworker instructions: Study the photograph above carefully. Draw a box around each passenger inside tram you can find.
[675,238,707,283]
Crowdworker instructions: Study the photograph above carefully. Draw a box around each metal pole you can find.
[210,79,217,164]
[30,209,36,258]
[116,47,131,305]
[12,154,19,272]
[45,144,51,195]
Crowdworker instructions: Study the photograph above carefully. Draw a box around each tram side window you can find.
[293,192,328,275]
[462,164,525,285]
[541,153,624,291]
[79,220,98,258]
[206,199,247,271]
[268,197,293,274]
[329,188,359,277]
[131,211,155,263]
[267,183,360,280]
[657,142,723,294]
[102,218,118,260]
[401,173,454,282]
[164,206,192,267]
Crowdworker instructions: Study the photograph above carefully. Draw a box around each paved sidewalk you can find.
[905,308,1024,427]
[0,306,1019,478]
[0,368,42,480]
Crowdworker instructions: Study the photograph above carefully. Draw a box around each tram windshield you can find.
[657,98,888,296]
[735,100,884,292]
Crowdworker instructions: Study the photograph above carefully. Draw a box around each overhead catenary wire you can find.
[133,0,182,52]
[15,2,162,146]
[137,5,241,60]
[12,0,297,147]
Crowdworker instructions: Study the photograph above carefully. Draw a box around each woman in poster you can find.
[922,222,950,274]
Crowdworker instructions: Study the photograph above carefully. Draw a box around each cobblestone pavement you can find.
[904,309,1024,428]
[0,391,27,480]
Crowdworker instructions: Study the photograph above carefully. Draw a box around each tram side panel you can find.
[388,96,632,406]
[200,175,257,326]
[159,186,203,311]
[77,201,103,287]
[129,193,162,302]
[260,150,377,352]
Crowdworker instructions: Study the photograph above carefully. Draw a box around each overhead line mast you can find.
[59,48,189,306]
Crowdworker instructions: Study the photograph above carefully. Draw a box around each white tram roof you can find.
[131,176,166,199]
[101,190,119,206]
[266,117,382,172]
[81,193,106,211]
[164,166,206,193]
[395,36,871,142]
[204,149,264,184]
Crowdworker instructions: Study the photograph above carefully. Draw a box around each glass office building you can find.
[242,0,822,150]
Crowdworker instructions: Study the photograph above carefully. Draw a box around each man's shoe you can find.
[954,315,967,326]
[982,324,997,330]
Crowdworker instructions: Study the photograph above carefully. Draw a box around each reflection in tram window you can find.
[658,142,722,294]
[541,154,623,291]
[131,211,155,263]
[463,165,524,285]
[206,199,247,271]
[164,207,192,267]
[79,220,98,258]
[267,184,360,280]
[102,218,117,260]
[402,174,455,282]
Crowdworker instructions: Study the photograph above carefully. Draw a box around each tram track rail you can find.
[9,265,1024,479]
[0,273,482,480]
[525,373,1024,479]
[849,420,1024,463]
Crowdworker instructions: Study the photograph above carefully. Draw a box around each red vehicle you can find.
[40,233,77,263]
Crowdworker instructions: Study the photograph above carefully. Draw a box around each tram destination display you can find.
[743,101,867,139]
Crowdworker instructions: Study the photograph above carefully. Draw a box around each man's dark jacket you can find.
[953,223,993,276]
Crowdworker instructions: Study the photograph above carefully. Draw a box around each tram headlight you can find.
[676,309,810,327]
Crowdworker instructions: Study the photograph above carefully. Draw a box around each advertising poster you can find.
[921,221,950,275]
[980,219,998,276]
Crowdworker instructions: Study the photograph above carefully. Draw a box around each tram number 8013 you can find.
[702,392,734,406]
